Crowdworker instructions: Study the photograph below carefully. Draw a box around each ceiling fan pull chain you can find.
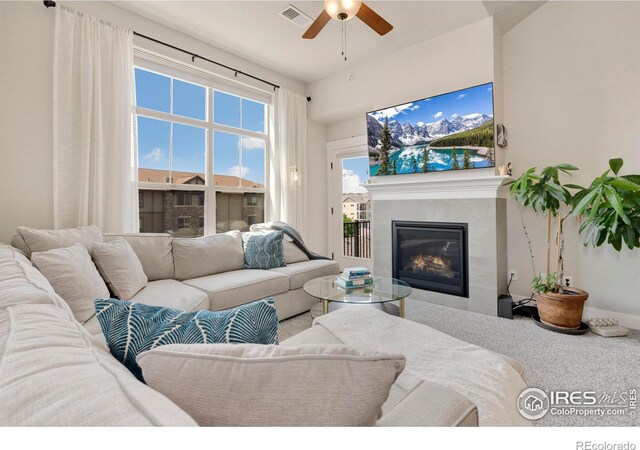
[341,19,344,59]
[345,20,348,61]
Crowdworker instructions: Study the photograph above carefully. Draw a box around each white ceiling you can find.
[117,1,544,84]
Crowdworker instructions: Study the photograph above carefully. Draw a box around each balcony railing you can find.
[343,220,371,259]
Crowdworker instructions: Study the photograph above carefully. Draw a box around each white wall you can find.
[308,18,497,141]
[503,2,640,317]
[0,1,328,250]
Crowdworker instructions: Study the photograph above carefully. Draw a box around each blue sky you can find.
[135,68,266,184]
[369,82,494,125]
[342,156,369,194]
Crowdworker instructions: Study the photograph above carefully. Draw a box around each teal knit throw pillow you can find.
[243,231,285,270]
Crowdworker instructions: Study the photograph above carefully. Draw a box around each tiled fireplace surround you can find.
[365,170,509,316]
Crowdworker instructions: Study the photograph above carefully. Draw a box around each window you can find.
[177,217,190,229]
[246,194,258,207]
[176,193,191,206]
[135,61,269,237]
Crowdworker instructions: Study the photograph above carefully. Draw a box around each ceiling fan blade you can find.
[356,2,393,36]
[302,10,332,39]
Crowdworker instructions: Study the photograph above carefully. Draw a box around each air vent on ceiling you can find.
[279,4,313,29]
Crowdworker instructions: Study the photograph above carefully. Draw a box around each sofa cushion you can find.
[96,298,279,381]
[92,239,148,300]
[82,279,212,343]
[283,238,309,264]
[271,259,340,290]
[312,308,529,426]
[172,231,244,281]
[137,343,405,426]
[31,244,110,323]
[16,225,103,256]
[104,233,174,281]
[130,279,210,312]
[0,246,71,314]
[183,269,289,310]
[0,304,197,426]
[242,231,285,270]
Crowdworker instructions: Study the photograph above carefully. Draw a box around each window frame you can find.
[134,50,271,236]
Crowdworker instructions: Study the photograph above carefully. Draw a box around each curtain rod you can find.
[43,0,284,92]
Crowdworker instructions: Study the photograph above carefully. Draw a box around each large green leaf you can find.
[604,185,628,222]
[623,227,636,249]
[609,158,624,175]
[573,187,601,216]
[610,178,640,191]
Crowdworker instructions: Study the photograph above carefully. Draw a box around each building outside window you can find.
[134,56,268,238]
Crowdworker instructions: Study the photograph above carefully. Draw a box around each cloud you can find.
[487,86,493,91]
[456,93,466,100]
[242,136,266,151]
[451,113,459,119]
[342,169,367,194]
[370,103,418,121]
[433,111,443,119]
[143,147,166,162]
[227,165,250,178]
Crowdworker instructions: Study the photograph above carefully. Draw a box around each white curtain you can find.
[53,6,138,233]
[269,88,307,235]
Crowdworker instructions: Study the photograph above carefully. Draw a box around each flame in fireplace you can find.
[406,254,455,278]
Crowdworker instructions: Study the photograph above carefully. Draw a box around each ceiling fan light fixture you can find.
[324,0,362,21]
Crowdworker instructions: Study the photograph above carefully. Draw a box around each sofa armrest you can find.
[376,381,478,427]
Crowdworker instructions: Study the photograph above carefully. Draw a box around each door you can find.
[329,150,373,271]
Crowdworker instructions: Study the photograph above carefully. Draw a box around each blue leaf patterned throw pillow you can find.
[243,231,286,270]
[95,297,279,381]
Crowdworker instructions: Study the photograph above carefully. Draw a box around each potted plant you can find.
[571,158,640,251]
[507,164,588,329]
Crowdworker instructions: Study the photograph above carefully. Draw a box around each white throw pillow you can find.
[283,237,309,264]
[31,244,109,323]
[16,225,103,256]
[138,343,406,426]
[92,239,148,300]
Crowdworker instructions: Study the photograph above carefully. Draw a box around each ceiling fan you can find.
[302,0,393,39]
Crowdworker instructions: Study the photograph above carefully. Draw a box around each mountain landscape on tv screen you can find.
[367,83,495,176]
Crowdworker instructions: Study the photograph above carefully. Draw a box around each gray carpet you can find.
[279,299,640,427]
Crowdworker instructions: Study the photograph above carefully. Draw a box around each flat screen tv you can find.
[367,82,495,177]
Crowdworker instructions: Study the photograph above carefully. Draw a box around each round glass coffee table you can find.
[303,275,412,318]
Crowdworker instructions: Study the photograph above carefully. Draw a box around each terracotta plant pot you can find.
[536,287,589,329]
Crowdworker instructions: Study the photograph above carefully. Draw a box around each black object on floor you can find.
[532,312,589,335]
[513,304,538,318]
[498,294,514,319]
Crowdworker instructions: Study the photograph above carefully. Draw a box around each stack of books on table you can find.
[336,267,372,289]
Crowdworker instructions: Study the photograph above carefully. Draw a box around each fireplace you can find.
[392,221,469,298]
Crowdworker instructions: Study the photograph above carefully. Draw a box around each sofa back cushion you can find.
[172,231,244,281]
[31,244,110,323]
[283,238,309,264]
[0,246,71,314]
[104,233,174,281]
[138,343,406,426]
[0,304,197,426]
[16,225,103,257]
[92,239,148,300]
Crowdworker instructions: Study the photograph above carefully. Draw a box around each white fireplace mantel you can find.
[364,170,511,200]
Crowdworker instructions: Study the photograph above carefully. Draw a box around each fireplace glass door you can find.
[392,221,469,298]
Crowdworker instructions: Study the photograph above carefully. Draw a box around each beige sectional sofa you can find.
[12,230,340,341]
[2,227,529,427]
